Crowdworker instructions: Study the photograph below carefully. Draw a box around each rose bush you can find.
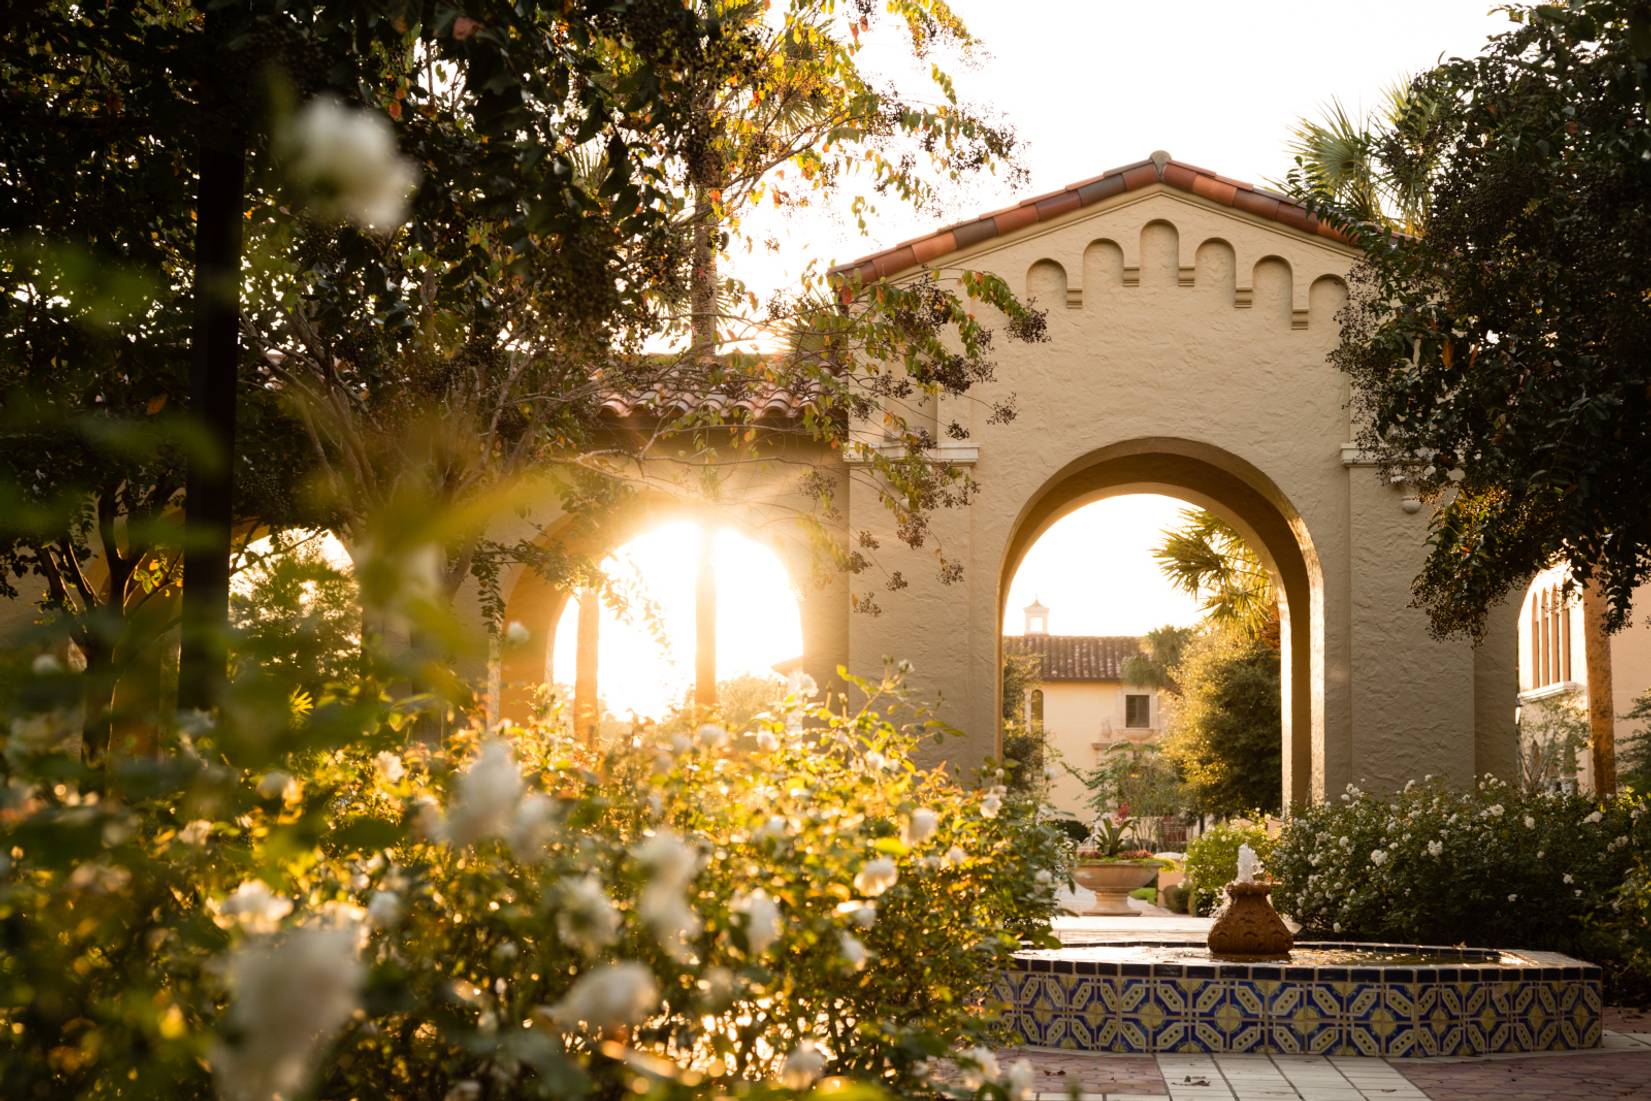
[0,660,1064,1099]
[1269,777,1650,999]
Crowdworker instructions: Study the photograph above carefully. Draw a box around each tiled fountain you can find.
[999,847,1603,1057]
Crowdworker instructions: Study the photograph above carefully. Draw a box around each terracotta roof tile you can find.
[1003,634,1144,682]
[993,204,1040,234]
[910,231,958,265]
[830,151,1349,283]
[952,218,999,250]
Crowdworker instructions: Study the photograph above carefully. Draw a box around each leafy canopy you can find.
[1296,0,1651,638]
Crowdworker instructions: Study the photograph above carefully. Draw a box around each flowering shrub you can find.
[1184,822,1275,914]
[1269,778,1650,997]
[0,666,1064,1099]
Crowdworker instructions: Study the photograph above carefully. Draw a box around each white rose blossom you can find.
[852,856,898,898]
[443,740,524,848]
[549,961,659,1031]
[508,792,558,861]
[504,620,531,645]
[907,807,939,844]
[213,881,294,934]
[1005,1058,1036,1101]
[633,831,701,889]
[640,885,701,961]
[554,875,622,956]
[957,1046,1000,1091]
[283,95,420,231]
[839,932,868,970]
[944,845,968,868]
[256,771,300,803]
[732,888,782,956]
[212,926,364,1101]
[367,890,402,929]
[755,729,780,752]
[980,793,1002,819]
[373,751,406,784]
[177,819,212,846]
[779,1041,827,1089]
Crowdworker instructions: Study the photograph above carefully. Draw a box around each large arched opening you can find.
[496,497,838,731]
[999,438,1325,808]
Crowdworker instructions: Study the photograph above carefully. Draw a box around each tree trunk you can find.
[1582,585,1617,794]
[689,185,719,363]
[177,6,247,712]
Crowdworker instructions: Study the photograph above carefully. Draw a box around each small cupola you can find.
[1024,597,1049,636]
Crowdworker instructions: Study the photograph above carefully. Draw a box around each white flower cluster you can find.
[282,96,420,231]
[1271,775,1645,943]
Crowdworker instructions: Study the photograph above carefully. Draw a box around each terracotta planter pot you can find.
[1072,860,1160,916]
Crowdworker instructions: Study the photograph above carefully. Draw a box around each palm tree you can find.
[1154,510,1277,645]
[1284,81,1445,236]
[1122,624,1195,695]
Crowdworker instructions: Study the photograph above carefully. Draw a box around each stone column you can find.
[695,524,717,713]
[574,588,600,744]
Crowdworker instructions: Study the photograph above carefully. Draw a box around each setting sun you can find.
[550,521,803,721]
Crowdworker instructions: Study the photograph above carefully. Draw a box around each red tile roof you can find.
[596,380,819,421]
[830,151,1348,286]
[1004,634,1144,682]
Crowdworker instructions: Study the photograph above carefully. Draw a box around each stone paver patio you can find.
[1000,914,1651,1099]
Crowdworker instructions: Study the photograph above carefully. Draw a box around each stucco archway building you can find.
[496,151,1529,805]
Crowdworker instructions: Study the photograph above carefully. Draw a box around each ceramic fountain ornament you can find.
[1205,842,1294,959]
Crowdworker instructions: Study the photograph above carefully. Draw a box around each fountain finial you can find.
[1206,843,1294,960]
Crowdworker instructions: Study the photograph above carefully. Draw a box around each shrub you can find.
[0,666,1064,1099]
[1129,887,1157,903]
[1184,821,1276,914]
[1269,777,1650,998]
[1161,882,1192,914]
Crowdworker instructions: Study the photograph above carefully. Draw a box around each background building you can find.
[1003,600,1160,819]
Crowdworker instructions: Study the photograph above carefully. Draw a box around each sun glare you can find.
[551,522,803,721]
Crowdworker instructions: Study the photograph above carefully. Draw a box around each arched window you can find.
[1028,688,1044,726]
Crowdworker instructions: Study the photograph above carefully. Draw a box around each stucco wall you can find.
[1032,679,1161,819]
[839,181,1501,803]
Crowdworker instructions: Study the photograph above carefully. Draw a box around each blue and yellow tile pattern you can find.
[997,941,1602,1057]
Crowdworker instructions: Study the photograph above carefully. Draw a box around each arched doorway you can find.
[547,521,804,732]
[999,438,1324,809]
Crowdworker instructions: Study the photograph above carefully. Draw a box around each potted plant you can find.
[1071,807,1166,916]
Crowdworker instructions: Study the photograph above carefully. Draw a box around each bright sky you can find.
[734,0,1511,304]
[1003,495,1206,637]
[551,522,803,719]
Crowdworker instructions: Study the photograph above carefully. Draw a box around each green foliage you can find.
[1269,778,1651,998]
[1620,687,1651,794]
[0,661,1063,1098]
[1154,511,1276,644]
[1297,0,1651,636]
[228,534,360,696]
[1184,822,1276,915]
[1078,813,1142,859]
[1128,887,1157,903]
[1069,741,1188,821]
[1284,81,1445,236]
[998,651,1046,797]
[1161,632,1282,816]
[1518,693,1590,793]
[1121,625,1194,694]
